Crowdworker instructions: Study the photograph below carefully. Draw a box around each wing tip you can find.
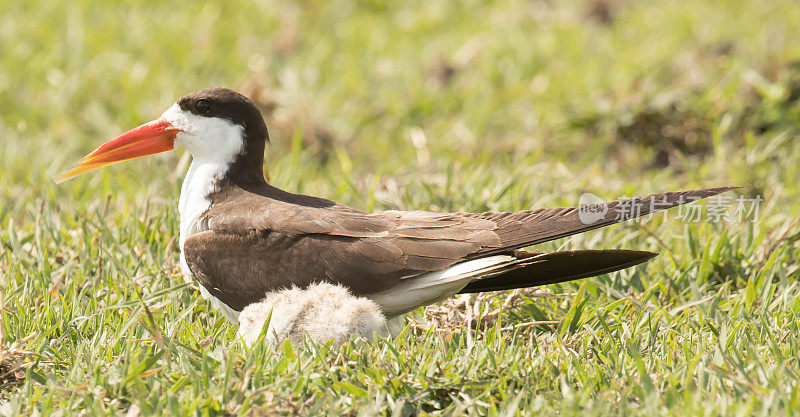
[691,186,742,196]
[459,249,660,293]
[628,249,659,265]
[636,185,741,203]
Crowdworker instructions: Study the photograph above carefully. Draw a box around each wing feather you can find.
[183,184,736,311]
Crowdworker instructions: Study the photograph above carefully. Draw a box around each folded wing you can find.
[183,186,735,311]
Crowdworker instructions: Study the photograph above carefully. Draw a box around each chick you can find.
[238,283,387,347]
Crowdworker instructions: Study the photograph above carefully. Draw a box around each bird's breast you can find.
[178,160,228,248]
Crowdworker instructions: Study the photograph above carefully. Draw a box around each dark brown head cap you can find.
[178,88,269,184]
[178,87,269,143]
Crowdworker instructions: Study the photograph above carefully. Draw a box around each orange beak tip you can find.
[52,173,70,184]
[52,119,178,184]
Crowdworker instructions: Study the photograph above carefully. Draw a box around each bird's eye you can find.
[196,99,211,114]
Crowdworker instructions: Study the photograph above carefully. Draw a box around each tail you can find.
[373,249,655,316]
[459,249,656,293]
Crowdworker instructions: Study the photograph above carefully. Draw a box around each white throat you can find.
[159,103,245,249]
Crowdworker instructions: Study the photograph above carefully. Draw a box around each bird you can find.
[54,87,735,324]
[237,282,386,347]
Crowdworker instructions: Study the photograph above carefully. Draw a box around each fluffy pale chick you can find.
[54,88,735,344]
[237,283,386,347]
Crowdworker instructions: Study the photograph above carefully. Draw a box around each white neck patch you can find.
[160,103,245,249]
[161,103,245,164]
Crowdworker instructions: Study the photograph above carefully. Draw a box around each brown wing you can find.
[183,185,736,310]
[183,217,501,311]
[185,182,507,310]
[464,187,739,257]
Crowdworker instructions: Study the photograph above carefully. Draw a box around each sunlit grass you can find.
[2,0,800,415]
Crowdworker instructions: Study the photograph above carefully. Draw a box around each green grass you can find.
[2,0,800,414]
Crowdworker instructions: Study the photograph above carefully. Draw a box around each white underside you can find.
[369,255,516,317]
[199,284,241,322]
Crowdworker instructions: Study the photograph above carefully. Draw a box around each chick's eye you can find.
[196,99,211,114]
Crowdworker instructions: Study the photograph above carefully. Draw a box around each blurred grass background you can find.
[2,0,800,415]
